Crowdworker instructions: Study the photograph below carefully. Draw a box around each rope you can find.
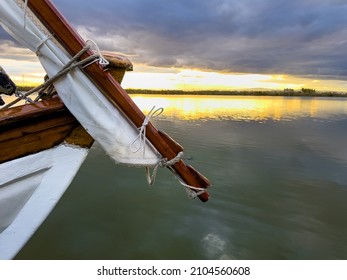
[36,34,53,54]
[145,151,183,185]
[130,106,164,156]
[129,107,207,199]
[85,40,109,68]
[34,79,56,102]
[0,43,103,110]
[14,91,33,104]
[144,151,207,199]
[167,165,207,199]
[177,176,207,199]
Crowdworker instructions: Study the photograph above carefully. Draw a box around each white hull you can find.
[0,144,89,259]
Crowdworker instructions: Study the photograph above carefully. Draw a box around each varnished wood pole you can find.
[27,0,210,201]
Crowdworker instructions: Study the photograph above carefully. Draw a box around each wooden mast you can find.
[27,0,210,201]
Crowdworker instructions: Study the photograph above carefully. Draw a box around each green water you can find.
[16,95,347,259]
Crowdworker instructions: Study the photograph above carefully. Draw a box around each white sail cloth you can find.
[0,0,161,166]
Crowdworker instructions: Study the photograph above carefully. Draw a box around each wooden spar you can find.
[27,0,210,201]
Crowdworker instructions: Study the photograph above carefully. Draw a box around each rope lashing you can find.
[21,3,105,71]
[166,164,207,199]
[130,106,164,156]
[177,177,207,199]
[35,34,53,54]
[145,151,207,199]
[145,151,184,185]
[167,162,207,199]
[130,107,207,199]
[0,41,106,110]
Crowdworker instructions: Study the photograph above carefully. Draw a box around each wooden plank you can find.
[0,122,77,163]
[0,96,65,126]
[0,97,93,163]
[0,111,76,142]
[27,0,210,201]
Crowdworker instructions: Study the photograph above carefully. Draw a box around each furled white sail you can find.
[0,0,161,166]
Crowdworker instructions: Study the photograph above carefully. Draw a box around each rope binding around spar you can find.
[130,106,164,156]
[0,40,108,110]
[144,151,209,199]
[129,106,209,199]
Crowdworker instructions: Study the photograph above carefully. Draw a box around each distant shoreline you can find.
[126,89,347,97]
[16,86,347,98]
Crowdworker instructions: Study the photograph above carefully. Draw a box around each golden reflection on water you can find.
[132,94,347,121]
[2,94,346,121]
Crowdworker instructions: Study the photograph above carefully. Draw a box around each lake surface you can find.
[16,95,347,260]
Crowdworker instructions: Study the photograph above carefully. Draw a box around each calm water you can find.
[16,95,347,260]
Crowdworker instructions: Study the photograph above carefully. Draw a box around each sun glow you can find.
[0,58,46,86]
[1,56,347,91]
[122,67,287,91]
[122,66,347,92]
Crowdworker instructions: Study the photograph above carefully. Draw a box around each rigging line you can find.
[0,46,97,110]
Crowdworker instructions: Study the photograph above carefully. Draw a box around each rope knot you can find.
[145,151,183,186]
[145,151,208,199]
[160,151,184,167]
[85,40,109,67]
[130,106,164,156]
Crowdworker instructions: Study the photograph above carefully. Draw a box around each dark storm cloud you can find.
[3,0,347,79]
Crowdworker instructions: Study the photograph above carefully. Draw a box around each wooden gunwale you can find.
[0,97,92,164]
[27,0,210,201]
[0,96,65,126]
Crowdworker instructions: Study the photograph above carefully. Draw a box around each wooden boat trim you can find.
[28,0,210,201]
[0,97,93,163]
[0,96,64,123]
[103,53,133,84]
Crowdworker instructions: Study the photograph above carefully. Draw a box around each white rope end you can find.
[86,39,109,67]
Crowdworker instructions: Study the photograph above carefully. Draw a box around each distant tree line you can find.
[301,88,316,93]
[126,88,347,97]
[15,86,347,98]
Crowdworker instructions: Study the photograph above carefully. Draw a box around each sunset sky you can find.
[1,0,347,91]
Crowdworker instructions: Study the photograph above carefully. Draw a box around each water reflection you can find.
[2,93,347,122]
[14,94,347,260]
[132,94,347,121]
